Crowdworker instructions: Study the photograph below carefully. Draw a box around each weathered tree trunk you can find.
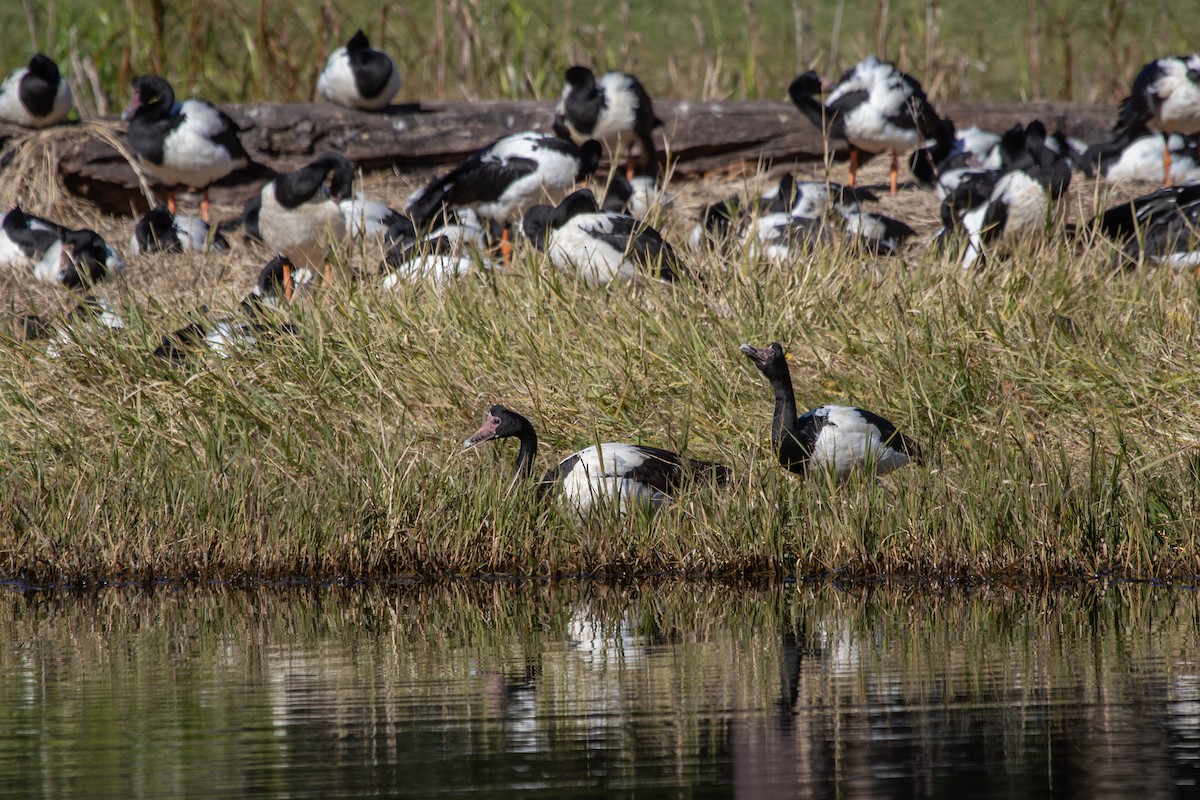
[0,99,1116,216]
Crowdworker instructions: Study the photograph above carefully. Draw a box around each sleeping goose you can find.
[789,56,944,193]
[0,207,112,288]
[740,342,921,480]
[521,188,681,286]
[316,30,401,111]
[406,131,602,262]
[553,66,662,178]
[122,75,252,223]
[0,54,72,128]
[463,404,730,522]
[130,205,229,254]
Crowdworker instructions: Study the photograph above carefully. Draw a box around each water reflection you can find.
[0,581,1197,798]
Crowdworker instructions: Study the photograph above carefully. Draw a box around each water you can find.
[1,581,1197,798]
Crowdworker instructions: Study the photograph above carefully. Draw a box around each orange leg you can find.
[324,262,333,283]
[200,189,210,224]
[167,190,177,216]
[890,151,899,194]
[848,149,859,187]
[626,156,635,181]
[500,227,513,267]
[1163,135,1173,187]
[283,262,294,302]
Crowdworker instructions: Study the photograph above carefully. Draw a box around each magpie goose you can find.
[1081,122,1200,184]
[317,30,401,111]
[521,188,681,286]
[554,66,662,178]
[381,210,496,287]
[740,342,921,480]
[1116,54,1200,186]
[0,54,72,128]
[935,121,1071,268]
[909,116,1002,186]
[463,404,730,522]
[789,56,944,193]
[122,75,252,223]
[600,173,666,219]
[1088,184,1200,269]
[12,296,126,358]
[340,193,407,239]
[130,205,229,254]
[19,210,126,277]
[0,207,112,288]
[258,152,352,288]
[768,174,913,255]
[153,257,305,362]
[406,131,602,262]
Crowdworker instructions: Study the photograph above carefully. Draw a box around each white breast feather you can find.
[259,183,347,269]
[549,215,636,286]
[317,50,356,105]
[556,443,670,520]
[810,406,911,478]
[145,101,245,187]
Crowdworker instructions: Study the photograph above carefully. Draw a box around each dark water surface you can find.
[1,580,1197,798]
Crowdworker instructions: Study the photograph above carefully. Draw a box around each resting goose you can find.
[381,210,496,287]
[1117,53,1200,186]
[258,152,352,288]
[0,207,112,288]
[1081,123,1200,184]
[0,54,72,128]
[554,66,661,178]
[789,56,944,193]
[463,404,730,522]
[1089,184,1200,269]
[122,75,251,223]
[406,131,602,262]
[316,30,401,111]
[340,193,407,239]
[130,205,229,254]
[521,188,681,286]
[12,296,126,358]
[740,342,921,480]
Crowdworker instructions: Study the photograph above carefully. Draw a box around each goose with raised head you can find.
[740,342,921,480]
[1117,53,1200,186]
[463,404,730,521]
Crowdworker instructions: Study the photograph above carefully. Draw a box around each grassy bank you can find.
[2,0,1199,113]
[1,158,1198,584]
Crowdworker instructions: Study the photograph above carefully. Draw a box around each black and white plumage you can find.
[522,189,681,286]
[12,296,126,358]
[316,30,401,111]
[381,210,496,287]
[600,173,669,219]
[1117,53,1200,185]
[463,404,730,521]
[935,121,1072,269]
[258,152,352,272]
[406,132,602,235]
[130,205,229,254]
[0,54,72,128]
[789,56,944,193]
[1089,184,1200,270]
[740,342,921,480]
[122,76,252,223]
[909,116,1002,186]
[1080,123,1200,184]
[554,66,661,177]
[0,207,112,288]
[340,193,406,239]
[153,257,305,362]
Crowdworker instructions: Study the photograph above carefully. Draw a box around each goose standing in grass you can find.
[406,131,602,262]
[0,54,72,128]
[130,205,229,254]
[740,342,921,480]
[258,152,352,291]
[1117,53,1200,186]
[553,66,662,179]
[122,76,252,223]
[317,30,401,110]
[521,188,681,286]
[1,207,112,288]
[789,55,944,193]
[463,404,730,522]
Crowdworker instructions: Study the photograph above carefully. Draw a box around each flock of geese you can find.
[1,35,1199,521]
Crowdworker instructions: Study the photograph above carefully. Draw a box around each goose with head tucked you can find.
[1116,53,1200,186]
[122,75,252,224]
[0,54,72,128]
[406,131,602,262]
[258,152,353,290]
[1,207,113,288]
[740,342,921,480]
[317,30,401,111]
[130,205,229,254]
[463,404,730,522]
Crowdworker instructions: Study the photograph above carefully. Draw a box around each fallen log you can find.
[0,99,1116,216]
